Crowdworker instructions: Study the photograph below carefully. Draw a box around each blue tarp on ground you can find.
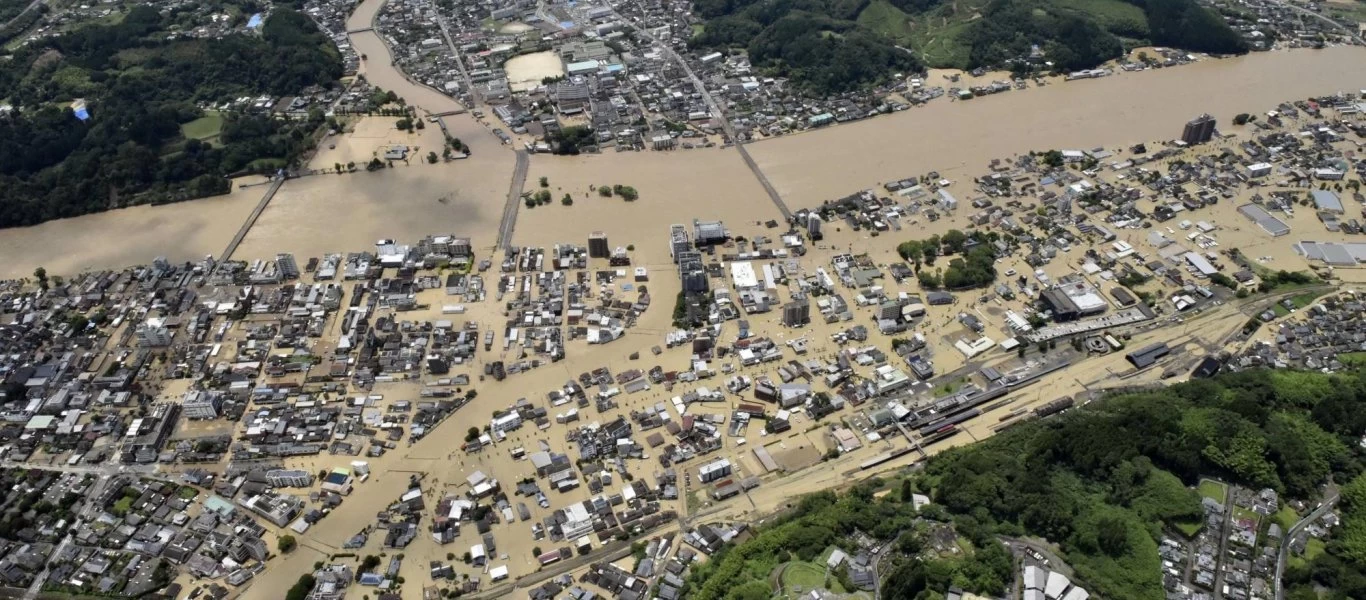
[246,13,263,29]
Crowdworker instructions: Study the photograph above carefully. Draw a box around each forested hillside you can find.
[691,0,1248,92]
[0,6,341,228]
[686,368,1366,600]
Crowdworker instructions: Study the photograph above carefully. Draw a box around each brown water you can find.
[505,51,565,92]
[2,1,1362,279]
[0,180,267,279]
[750,46,1366,208]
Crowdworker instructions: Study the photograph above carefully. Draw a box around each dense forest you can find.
[691,0,1246,91]
[691,0,922,93]
[686,368,1366,600]
[0,5,341,228]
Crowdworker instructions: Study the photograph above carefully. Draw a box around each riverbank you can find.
[0,38,1361,279]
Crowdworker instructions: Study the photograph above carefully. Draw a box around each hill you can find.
[690,0,1247,92]
[0,6,341,229]
[685,367,1366,600]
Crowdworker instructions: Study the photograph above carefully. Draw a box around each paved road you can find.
[1275,490,1339,600]
[219,177,286,263]
[497,150,530,250]
[2,0,42,28]
[431,8,480,107]
[610,5,793,221]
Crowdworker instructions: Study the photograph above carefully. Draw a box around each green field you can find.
[897,3,978,69]
[859,0,917,42]
[1290,537,1326,570]
[1198,479,1228,504]
[1173,518,1203,538]
[1050,0,1148,32]
[1273,505,1300,531]
[780,561,829,592]
[1341,352,1366,367]
[1271,290,1328,317]
[180,112,224,143]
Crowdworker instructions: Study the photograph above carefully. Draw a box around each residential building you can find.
[265,469,314,488]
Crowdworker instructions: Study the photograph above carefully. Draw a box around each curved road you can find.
[1274,489,1339,600]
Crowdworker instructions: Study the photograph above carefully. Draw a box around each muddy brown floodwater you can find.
[750,46,1366,208]
[0,6,1361,281]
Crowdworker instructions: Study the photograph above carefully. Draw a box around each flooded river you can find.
[750,45,1366,208]
[1,0,1362,279]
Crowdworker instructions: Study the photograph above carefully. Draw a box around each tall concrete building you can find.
[182,390,223,420]
[136,317,173,347]
[276,253,300,279]
[588,232,610,258]
[669,224,691,263]
[1181,114,1216,145]
[678,250,708,293]
[806,212,823,238]
[782,299,811,327]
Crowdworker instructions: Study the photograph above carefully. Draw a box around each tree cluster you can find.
[897,229,999,290]
[0,6,341,228]
[927,368,1366,598]
[547,126,595,155]
[691,0,921,94]
[691,0,1244,83]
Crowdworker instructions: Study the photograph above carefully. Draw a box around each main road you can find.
[609,4,793,221]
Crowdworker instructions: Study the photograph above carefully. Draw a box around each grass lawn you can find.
[1341,352,1366,367]
[181,112,224,142]
[1271,290,1327,318]
[1289,290,1327,309]
[112,496,133,515]
[1273,505,1300,531]
[781,562,827,590]
[177,486,198,500]
[1233,505,1260,527]
[1290,538,1326,571]
[1174,519,1203,538]
[690,23,705,38]
[1198,479,1228,504]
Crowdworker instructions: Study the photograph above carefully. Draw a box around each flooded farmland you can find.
[504,51,566,92]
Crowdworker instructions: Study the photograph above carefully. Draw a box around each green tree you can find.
[427,151,439,164]
[33,267,47,291]
[279,535,297,553]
